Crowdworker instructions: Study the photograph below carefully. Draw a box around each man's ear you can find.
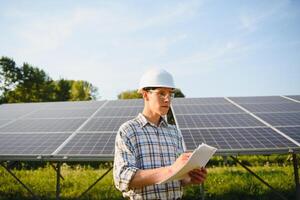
[142,91,149,101]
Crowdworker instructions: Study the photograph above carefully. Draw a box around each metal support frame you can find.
[0,162,39,200]
[292,154,300,200]
[51,162,64,180]
[78,166,113,199]
[230,156,288,200]
[56,162,61,200]
[199,183,205,200]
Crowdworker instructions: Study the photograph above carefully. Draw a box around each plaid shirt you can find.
[113,113,186,200]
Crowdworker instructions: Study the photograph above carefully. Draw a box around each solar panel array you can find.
[0,95,299,161]
[172,96,300,154]
[0,100,143,160]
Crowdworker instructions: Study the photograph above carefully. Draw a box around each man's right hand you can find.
[170,152,192,173]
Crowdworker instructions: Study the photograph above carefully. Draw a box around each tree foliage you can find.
[117,90,142,99]
[0,56,99,103]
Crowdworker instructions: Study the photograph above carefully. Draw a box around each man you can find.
[114,68,207,199]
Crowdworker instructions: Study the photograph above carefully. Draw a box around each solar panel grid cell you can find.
[24,109,97,118]
[277,127,300,143]
[95,106,142,117]
[105,99,143,107]
[57,133,115,155]
[229,96,291,104]
[0,118,87,132]
[256,112,300,126]
[80,117,132,132]
[0,133,71,155]
[181,128,298,151]
[172,104,245,115]
[173,97,230,105]
[176,114,265,129]
[239,103,300,113]
[0,109,34,119]
[286,95,300,102]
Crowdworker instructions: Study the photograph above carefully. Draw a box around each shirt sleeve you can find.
[113,126,139,192]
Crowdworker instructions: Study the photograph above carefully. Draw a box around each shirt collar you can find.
[137,113,168,128]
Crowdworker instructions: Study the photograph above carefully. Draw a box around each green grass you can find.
[184,165,295,200]
[0,163,296,200]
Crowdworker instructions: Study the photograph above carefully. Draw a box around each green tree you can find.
[117,90,142,99]
[0,56,99,103]
[0,57,22,102]
[55,78,71,101]
[4,63,55,103]
[70,80,98,101]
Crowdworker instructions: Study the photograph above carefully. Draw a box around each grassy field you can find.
[0,161,296,200]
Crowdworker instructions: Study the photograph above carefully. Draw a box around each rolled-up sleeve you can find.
[113,127,139,192]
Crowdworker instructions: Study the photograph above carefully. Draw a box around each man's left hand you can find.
[184,167,207,185]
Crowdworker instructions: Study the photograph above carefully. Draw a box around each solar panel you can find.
[80,117,133,132]
[172,104,245,115]
[277,127,300,143]
[286,95,300,102]
[173,97,229,105]
[229,96,291,104]
[94,106,142,117]
[57,132,115,155]
[0,96,299,161]
[239,103,300,113]
[0,118,86,132]
[24,109,97,118]
[256,112,300,126]
[0,133,71,155]
[43,100,106,109]
[105,99,143,107]
[0,120,11,127]
[53,100,144,157]
[181,128,298,151]
[173,97,300,154]
[175,114,265,129]
[0,109,34,119]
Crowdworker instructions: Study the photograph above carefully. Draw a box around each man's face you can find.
[146,87,175,116]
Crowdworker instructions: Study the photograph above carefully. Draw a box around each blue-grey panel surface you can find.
[276,126,300,144]
[80,117,132,132]
[181,128,298,151]
[229,96,291,104]
[95,107,142,117]
[256,112,300,126]
[172,104,244,115]
[287,95,300,102]
[239,103,300,113]
[105,99,143,107]
[173,97,229,105]
[0,133,71,155]
[0,118,86,132]
[176,114,264,129]
[57,132,115,155]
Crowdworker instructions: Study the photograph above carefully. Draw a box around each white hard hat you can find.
[138,68,175,92]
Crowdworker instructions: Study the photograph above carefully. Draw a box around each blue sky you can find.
[1,0,299,100]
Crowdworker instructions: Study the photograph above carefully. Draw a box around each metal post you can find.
[230,156,287,200]
[78,166,113,199]
[56,162,61,200]
[51,163,64,180]
[292,154,300,200]
[0,162,39,200]
[199,183,205,200]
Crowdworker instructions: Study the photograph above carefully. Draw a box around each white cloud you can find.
[239,1,288,32]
